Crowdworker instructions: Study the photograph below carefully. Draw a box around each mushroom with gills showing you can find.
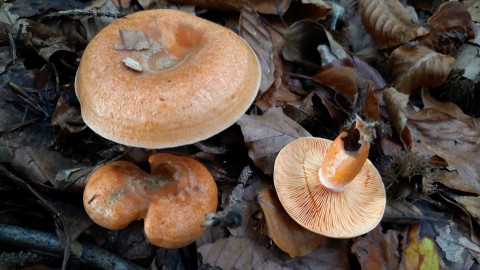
[273,118,386,238]
[75,9,261,149]
[83,153,218,248]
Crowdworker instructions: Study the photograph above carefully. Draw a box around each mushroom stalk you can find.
[318,119,373,191]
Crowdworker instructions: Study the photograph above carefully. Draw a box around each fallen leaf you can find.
[435,221,478,268]
[51,95,86,133]
[9,0,90,17]
[422,1,476,54]
[258,187,325,258]
[383,87,413,149]
[198,237,285,270]
[351,225,401,269]
[282,20,345,69]
[236,107,311,174]
[114,29,151,50]
[406,91,480,194]
[240,6,274,94]
[401,224,440,270]
[167,0,293,15]
[358,0,429,49]
[451,195,480,225]
[388,45,455,94]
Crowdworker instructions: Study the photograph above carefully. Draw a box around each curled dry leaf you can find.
[388,45,455,94]
[282,20,346,69]
[240,6,274,94]
[422,1,476,54]
[258,188,325,258]
[167,0,293,15]
[358,0,429,49]
[406,90,480,194]
[236,107,311,174]
[401,225,440,270]
[383,87,413,150]
[351,225,401,269]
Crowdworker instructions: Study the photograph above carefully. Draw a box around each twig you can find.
[0,224,144,270]
[42,9,124,19]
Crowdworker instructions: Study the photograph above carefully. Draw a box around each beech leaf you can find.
[167,0,293,15]
[383,87,413,149]
[237,108,311,174]
[258,188,325,258]
[358,0,429,49]
[406,90,480,194]
[388,45,455,94]
[240,6,274,94]
[351,225,401,269]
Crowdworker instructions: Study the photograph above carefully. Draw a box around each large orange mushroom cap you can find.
[83,153,218,248]
[273,137,386,238]
[75,9,261,148]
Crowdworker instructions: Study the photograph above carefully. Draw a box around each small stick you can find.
[0,224,144,270]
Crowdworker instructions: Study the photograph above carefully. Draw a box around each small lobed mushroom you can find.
[83,153,218,248]
[75,9,261,149]
[274,118,386,238]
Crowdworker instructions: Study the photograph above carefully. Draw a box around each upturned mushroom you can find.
[83,153,218,248]
[274,118,386,238]
[75,9,261,149]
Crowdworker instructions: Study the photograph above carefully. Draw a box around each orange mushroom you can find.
[75,9,261,149]
[274,118,386,238]
[83,153,218,248]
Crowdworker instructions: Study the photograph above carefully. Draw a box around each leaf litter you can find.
[0,0,480,269]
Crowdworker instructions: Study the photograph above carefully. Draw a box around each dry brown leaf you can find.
[198,237,286,269]
[51,95,86,133]
[168,0,292,15]
[351,225,401,269]
[383,87,413,150]
[282,20,345,69]
[240,6,274,94]
[358,0,429,49]
[388,45,455,94]
[258,188,325,258]
[236,107,311,174]
[12,146,75,188]
[422,1,476,54]
[406,91,480,194]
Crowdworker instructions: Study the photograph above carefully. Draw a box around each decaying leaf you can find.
[167,0,293,15]
[351,225,401,269]
[240,6,274,94]
[198,237,284,269]
[282,20,346,69]
[358,0,429,49]
[436,221,479,267]
[452,195,480,225]
[258,187,325,258]
[422,1,476,54]
[383,87,413,150]
[236,108,311,174]
[114,29,151,50]
[402,225,440,270]
[51,95,86,133]
[406,90,480,194]
[388,45,455,94]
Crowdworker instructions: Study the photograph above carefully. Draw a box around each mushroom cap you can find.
[75,9,261,148]
[83,153,218,248]
[274,137,386,238]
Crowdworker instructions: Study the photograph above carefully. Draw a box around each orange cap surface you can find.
[75,9,261,148]
[274,137,386,238]
[83,153,218,248]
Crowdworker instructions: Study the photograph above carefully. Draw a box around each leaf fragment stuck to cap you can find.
[122,57,143,72]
